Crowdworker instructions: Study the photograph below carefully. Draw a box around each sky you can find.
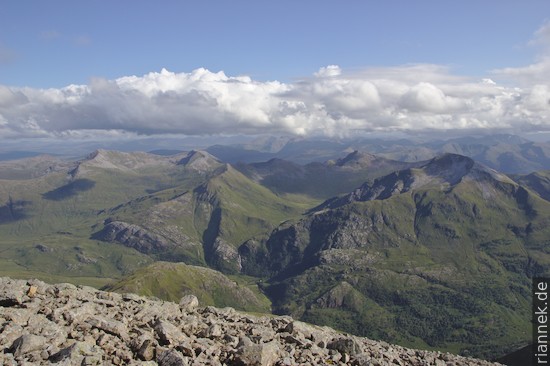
[1,1,550,150]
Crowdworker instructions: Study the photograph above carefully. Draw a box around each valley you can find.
[0,137,548,361]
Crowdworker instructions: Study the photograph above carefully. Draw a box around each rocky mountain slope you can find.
[512,170,550,201]
[0,277,499,365]
[239,153,548,358]
[93,161,316,273]
[0,148,545,361]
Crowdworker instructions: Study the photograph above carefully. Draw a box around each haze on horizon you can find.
[1,1,550,151]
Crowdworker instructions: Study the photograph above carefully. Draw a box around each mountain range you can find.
[1,139,549,361]
[206,133,550,174]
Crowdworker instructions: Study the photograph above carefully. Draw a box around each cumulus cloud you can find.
[493,21,550,85]
[493,58,550,85]
[314,65,342,77]
[1,46,550,139]
[529,21,550,55]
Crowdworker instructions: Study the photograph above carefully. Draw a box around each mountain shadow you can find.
[42,179,95,201]
[0,197,30,224]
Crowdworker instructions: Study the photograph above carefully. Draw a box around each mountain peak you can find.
[69,150,174,178]
[177,150,222,172]
[332,150,378,167]
[318,153,515,210]
[424,153,515,186]
[423,153,475,185]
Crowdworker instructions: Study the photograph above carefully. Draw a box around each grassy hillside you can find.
[98,164,319,273]
[240,154,549,359]
[104,261,271,313]
[235,151,415,199]
[0,150,221,284]
[512,170,550,201]
[1,149,546,361]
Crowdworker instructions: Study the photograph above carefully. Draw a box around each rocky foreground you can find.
[0,277,500,365]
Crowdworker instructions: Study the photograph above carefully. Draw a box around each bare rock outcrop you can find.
[0,277,501,365]
[93,220,170,254]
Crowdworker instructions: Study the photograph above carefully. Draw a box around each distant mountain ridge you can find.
[235,151,415,199]
[0,146,547,361]
[206,133,550,174]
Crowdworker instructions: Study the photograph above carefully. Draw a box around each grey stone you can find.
[86,315,129,340]
[206,323,223,339]
[137,338,156,361]
[234,341,280,366]
[26,313,67,346]
[0,277,502,366]
[179,294,199,312]
[157,348,188,366]
[10,334,47,356]
[0,353,18,366]
[154,319,187,346]
[327,337,362,356]
[176,339,195,357]
[49,341,104,364]
[123,292,144,302]
[0,277,27,306]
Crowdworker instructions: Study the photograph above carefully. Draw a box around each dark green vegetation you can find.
[238,154,549,359]
[512,170,550,201]
[0,147,547,360]
[0,149,314,285]
[104,261,271,313]
[234,151,415,199]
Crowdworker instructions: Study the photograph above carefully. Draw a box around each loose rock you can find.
[0,277,501,366]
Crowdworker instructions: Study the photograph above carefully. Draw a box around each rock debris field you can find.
[0,277,501,365]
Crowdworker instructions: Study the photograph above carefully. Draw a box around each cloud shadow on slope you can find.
[42,179,96,201]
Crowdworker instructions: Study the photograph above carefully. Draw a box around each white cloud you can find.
[493,57,550,85]
[1,51,550,139]
[529,21,550,55]
[493,21,550,85]
[314,65,342,77]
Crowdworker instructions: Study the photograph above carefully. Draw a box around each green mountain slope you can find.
[104,261,271,313]
[235,151,416,199]
[2,148,547,360]
[94,162,318,273]
[0,150,223,285]
[239,153,550,359]
[512,170,550,202]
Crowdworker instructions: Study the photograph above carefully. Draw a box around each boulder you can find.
[157,348,188,366]
[154,319,187,346]
[234,341,280,366]
[49,341,104,365]
[0,278,27,306]
[179,294,199,312]
[0,277,501,366]
[9,334,47,357]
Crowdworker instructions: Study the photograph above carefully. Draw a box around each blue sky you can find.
[1,1,550,145]
[2,1,548,87]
